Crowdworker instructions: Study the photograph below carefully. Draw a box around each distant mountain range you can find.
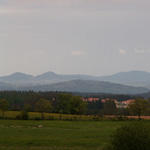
[21,80,149,95]
[0,71,150,94]
[0,72,98,86]
[99,71,150,88]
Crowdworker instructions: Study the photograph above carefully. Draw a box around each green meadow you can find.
[0,120,149,150]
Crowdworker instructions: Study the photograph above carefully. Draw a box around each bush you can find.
[105,123,150,150]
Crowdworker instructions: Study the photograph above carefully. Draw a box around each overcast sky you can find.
[0,0,150,76]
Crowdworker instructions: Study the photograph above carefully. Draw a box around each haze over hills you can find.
[98,71,150,88]
[1,70,150,86]
[0,71,150,94]
[0,82,15,91]
[0,71,98,86]
[22,80,149,95]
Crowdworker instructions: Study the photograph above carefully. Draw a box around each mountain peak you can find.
[44,71,57,75]
[0,72,34,81]
[36,71,59,80]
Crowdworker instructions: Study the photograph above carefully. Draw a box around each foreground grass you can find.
[0,120,149,150]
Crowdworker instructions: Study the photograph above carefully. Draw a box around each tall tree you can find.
[71,96,87,115]
[35,99,52,119]
[102,100,117,115]
[55,94,72,114]
[128,98,150,119]
[0,99,9,118]
[54,94,87,114]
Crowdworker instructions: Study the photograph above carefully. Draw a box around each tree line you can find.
[0,92,87,117]
[0,91,133,114]
[0,91,149,119]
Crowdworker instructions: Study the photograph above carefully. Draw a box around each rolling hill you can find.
[98,71,150,87]
[22,80,149,95]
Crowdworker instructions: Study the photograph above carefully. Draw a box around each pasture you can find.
[0,120,149,150]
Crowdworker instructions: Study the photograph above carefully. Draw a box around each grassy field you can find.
[0,120,149,150]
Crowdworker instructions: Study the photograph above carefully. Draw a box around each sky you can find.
[0,0,150,76]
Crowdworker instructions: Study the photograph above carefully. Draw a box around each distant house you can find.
[119,99,135,108]
[82,97,135,108]
[101,98,135,108]
[101,98,118,104]
[82,97,99,102]
[122,99,135,105]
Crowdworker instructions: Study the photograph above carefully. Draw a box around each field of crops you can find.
[2,111,97,121]
[2,111,150,121]
[0,120,150,150]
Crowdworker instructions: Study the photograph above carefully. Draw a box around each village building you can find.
[101,98,135,108]
[82,97,135,108]
[82,97,99,102]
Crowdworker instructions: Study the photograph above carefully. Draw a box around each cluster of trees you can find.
[54,94,87,114]
[101,98,150,119]
[0,99,9,117]
[0,92,87,117]
[0,91,150,119]
[128,99,150,119]
[87,100,103,115]
[0,91,135,115]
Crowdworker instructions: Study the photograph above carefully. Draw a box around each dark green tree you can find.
[128,98,150,119]
[24,104,32,112]
[54,94,87,115]
[105,123,150,150]
[55,94,72,114]
[0,99,9,118]
[102,100,117,115]
[35,99,52,119]
[71,96,87,114]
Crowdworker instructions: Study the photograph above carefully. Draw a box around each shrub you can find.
[105,123,150,150]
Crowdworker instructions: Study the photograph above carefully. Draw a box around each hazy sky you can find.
[0,0,150,76]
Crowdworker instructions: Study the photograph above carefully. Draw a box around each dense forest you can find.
[0,91,137,115]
